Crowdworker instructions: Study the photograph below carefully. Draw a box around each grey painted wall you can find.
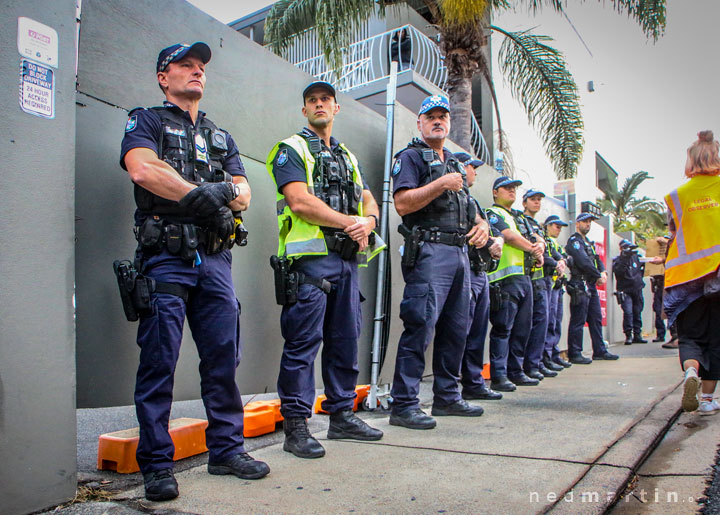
[0,1,78,513]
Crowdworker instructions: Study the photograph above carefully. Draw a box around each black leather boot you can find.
[283,417,325,459]
[327,410,383,441]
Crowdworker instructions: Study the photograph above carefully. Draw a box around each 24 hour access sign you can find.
[20,59,54,119]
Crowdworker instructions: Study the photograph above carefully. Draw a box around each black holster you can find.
[113,260,188,322]
[566,281,588,306]
[270,255,332,306]
[399,224,422,268]
[614,291,626,305]
[489,283,508,312]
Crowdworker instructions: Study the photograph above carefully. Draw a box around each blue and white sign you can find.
[20,59,54,119]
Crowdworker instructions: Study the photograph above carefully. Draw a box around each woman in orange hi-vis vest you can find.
[663,130,720,416]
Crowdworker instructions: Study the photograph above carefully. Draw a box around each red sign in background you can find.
[595,230,608,326]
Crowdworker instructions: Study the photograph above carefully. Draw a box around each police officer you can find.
[486,177,545,390]
[389,95,487,429]
[612,239,648,345]
[120,42,268,501]
[455,152,504,401]
[565,213,619,363]
[542,215,573,369]
[521,190,560,379]
[266,81,384,459]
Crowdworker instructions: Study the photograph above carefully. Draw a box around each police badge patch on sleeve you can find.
[489,214,498,224]
[125,115,137,132]
[573,241,581,250]
[277,149,288,167]
[392,159,402,176]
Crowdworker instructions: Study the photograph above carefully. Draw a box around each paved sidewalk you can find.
[52,343,697,514]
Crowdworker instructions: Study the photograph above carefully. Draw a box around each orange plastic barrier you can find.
[97,418,208,474]
[314,384,370,414]
[482,362,490,380]
[243,399,283,437]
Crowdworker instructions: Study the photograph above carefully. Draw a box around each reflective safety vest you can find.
[547,237,565,285]
[266,134,385,266]
[664,174,720,287]
[487,206,525,283]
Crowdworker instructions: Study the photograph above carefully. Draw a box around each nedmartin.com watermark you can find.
[530,488,698,504]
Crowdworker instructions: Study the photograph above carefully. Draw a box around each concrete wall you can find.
[0,1,78,512]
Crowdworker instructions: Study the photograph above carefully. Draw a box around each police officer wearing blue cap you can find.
[612,239,648,345]
[455,153,505,401]
[266,81,384,458]
[485,177,545,390]
[389,95,488,429]
[521,190,563,379]
[120,42,268,501]
[542,215,573,368]
[565,213,619,363]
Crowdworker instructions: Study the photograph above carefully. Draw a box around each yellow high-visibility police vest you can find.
[665,174,720,287]
[266,134,385,266]
[487,205,526,283]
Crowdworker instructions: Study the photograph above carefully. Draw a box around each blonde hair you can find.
[685,130,720,177]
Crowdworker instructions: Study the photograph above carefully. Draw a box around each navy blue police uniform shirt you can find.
[566,234,604,281]
[391,141,456,195]
[119,101,246,178]
[272,128,369,193]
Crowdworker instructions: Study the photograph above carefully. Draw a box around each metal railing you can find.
[284,24,490,163]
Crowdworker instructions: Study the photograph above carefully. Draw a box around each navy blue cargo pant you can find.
[651,276,666,339]
[567,280,606,358]
[524,278,549,373]
[461,271,490,392]
[544,279,564,360]
[488,274,533,379]
[278,252,361,419]
[135,247,244,474]
[621,288,644,337]
[391,242,470,412]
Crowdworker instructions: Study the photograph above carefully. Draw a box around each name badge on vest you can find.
[195,133,209,164]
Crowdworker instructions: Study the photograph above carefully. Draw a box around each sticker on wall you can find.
[19,59,54,119]
[17,17,58,68]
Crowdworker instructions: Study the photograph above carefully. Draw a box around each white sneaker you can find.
[682,368,700,412]
[698,399,720,416]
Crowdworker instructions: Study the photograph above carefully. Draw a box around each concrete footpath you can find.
[47,343,720,514]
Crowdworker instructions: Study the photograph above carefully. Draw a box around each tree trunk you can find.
[447,73,473,152]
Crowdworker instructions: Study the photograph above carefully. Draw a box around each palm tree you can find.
[597,170,667,241]
[264,0,666,179]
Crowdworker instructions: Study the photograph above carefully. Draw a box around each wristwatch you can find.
[368,214,379,229]
[231,182,242,199]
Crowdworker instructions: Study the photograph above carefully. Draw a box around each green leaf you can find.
[493,25,584,179]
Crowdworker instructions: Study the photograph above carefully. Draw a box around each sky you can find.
[187,0,719,205]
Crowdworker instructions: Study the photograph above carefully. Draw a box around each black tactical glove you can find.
[179,182,236,218]
[204,206,235,243]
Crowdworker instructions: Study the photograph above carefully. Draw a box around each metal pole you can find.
[368,61,398,410]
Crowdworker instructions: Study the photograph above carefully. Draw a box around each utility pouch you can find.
[399,224,422,268]
[270,255,297,306]
[165,224,182,255]
[180,224,199,262]
[469,246,484,273]
[138,217,164,255]
[348,182,362,214]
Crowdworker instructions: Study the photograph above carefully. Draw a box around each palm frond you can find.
[619,171,652,204]
[264,0,318,55]
[606,0,666,42]
[265,0,383,72]
[492,25,583,179]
